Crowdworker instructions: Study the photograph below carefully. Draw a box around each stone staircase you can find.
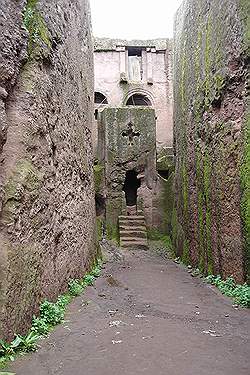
[118,215,148,249]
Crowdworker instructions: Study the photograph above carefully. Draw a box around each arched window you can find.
[126,94,151,106]
[94,92,108,104]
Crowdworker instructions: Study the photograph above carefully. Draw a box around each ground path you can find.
[9,241,250,375]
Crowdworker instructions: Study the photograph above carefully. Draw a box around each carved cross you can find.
[122,122,140,145]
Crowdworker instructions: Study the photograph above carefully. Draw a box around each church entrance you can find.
[123,170,141,207]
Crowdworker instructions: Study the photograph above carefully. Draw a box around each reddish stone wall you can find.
[173,0,249,283]
[0,0,96,339]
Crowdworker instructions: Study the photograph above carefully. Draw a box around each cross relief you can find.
[122,122,140,145]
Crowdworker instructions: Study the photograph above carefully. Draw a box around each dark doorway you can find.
[123,170,141,206]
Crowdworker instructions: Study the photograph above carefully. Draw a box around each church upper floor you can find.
[93,37,173,149]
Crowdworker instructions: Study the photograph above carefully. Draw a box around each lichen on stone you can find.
[23,0,51,58]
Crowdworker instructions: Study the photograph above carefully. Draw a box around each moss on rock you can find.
[23,0,51,58]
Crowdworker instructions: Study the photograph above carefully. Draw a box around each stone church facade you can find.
[93,38,174,241]
[93,37,173,152]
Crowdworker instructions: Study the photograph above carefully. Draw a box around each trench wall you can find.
[173,0,249,282]
[0,0,96,339]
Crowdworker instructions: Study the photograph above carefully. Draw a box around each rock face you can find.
[0,0,28,154]
[0,0,96,340]
[173,0,249,282]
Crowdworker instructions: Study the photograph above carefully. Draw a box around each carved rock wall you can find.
[173,0,249,282]
[0,0,96,339]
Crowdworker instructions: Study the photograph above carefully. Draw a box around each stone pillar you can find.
[146,48,154,85]
[117,46,127,83]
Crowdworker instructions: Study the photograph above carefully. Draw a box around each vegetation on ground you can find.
[205,275,250,307]
[0,260,102,368]
[175,262,249,308]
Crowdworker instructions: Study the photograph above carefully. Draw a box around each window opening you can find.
[127,47,144,81]
[126,94,151,106]
[94,92,108,104]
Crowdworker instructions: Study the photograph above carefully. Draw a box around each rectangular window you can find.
[127,47,144,81]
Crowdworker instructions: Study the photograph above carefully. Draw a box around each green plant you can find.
[0,336,22,362]
[17,332,40,352]
[148,229,173,253]
[205,275,250,307]
[68,279,84,297]
[56,294,72,308]
[83,274,95,286]
[161,235,173,250]
[91,265,101,278]
[39,300,65,326]
[31,317,50,335]
[0,331,40,368]
[93,162,104,193]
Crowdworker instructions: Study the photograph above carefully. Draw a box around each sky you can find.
[90,0,183,39]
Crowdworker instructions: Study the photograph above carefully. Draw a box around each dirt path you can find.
[9,242,250,375]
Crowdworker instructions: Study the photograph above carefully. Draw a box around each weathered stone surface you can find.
[98,107,157,236]
[0,0,96,339]
[0,0,28,154]
[173,0,249,282]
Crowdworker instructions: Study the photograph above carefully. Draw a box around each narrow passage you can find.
[10,243,250,375]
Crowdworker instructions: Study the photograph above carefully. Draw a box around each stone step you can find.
[119,219,146,226]
[119,214,148,249]
[120,237,148,244]
[119,225,146,231]
[119,215,145,220]
[120,230,147,239]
